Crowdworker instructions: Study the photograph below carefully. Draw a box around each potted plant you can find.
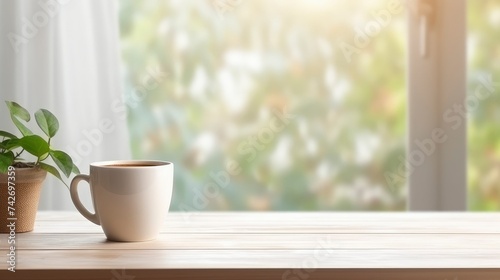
[0,101,80,233]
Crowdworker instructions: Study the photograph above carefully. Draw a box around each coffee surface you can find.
[106,164,159,167]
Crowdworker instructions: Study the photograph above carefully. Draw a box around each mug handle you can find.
[70,174,100,225]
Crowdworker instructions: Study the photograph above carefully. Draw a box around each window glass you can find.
[119,0,407,211]
[468,0,500,211]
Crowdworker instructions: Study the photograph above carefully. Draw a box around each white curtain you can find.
[0,0,131,210]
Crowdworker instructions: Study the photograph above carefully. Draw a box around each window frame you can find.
[407,0,466,210]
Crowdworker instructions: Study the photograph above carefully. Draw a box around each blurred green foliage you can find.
[119,0,409,211]
[468,0,500,211]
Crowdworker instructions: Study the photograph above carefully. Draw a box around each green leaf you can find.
[49,150,73,178]
[1,139,21,150]
[40,152,49,161]
[72,163,81,175]
[5,101,33,136]
[39,162,68,188]
[0,130,18,139]
[11,115,33,136]
[18,135,50,158]
[6,101,30,122]
[0,152,14,173]
[35,109,59,138]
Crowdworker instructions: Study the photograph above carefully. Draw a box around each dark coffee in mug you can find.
[105,164,158,167]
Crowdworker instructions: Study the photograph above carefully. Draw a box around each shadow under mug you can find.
[70,160,173,242]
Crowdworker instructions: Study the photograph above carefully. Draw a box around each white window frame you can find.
[408,0,466,210]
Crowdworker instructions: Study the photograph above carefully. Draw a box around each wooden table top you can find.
[1,212,500,279]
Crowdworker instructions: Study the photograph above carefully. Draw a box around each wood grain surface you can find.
[0,212,499,279]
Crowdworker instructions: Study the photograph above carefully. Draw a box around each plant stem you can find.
[13,149,24,160]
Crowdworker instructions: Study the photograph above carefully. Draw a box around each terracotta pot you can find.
[0,168,47,233]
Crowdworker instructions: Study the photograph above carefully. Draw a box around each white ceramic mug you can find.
[70,160,173,242]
